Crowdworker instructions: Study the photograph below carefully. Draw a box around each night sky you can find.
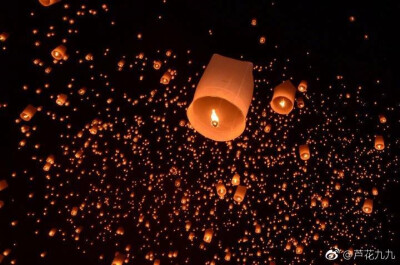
[1,0,400,264]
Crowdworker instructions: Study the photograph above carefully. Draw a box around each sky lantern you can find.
[203,228,213,243]
[20,104,37,121]
[160,71,172,85]
[56,94,68,106]
[299,144,310,160]
[215,182,226,198]
[295,245,304,254]
[153,60,162,70]
[379,114,387,123]
[321,198,329,208]
[0,180,8,191]
[111,253,126,265]
[186,54,254,141]
[0,32,9,42]
[296,97,305,108]
[363,199,373,214]
[270,80,296,115]
[38,0,61,6]
[374,135,385,150]
[234,185,247,203]
[231,173,240,186]
[298,80,308,92]
[51,45,67,60]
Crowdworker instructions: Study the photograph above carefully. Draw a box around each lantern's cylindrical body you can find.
[56,94,68,106]
[231,173,240,186]
[39,0,61,6]
[234,185,247,203]
[298,80,308,92]
[270,80,296,115]
[20,104,37,121]
[374,135,385,150]
[160,71,172,85]
[203,228,213,243]
[112,253,125,265]
[0,180,8,191]
[299,144,310,160]
[52,45,67,60]
[216,183,226,198]
[363,199,373,214]
[187,54,254,141]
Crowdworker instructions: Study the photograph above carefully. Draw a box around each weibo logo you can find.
[325,249,340,260]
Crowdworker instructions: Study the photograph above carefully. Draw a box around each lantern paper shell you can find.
[298,80,308,92]
[187,54,254,141]
[20,104,37,121]
[363,199,373,214]
[374,135,385,150]
[299,144,310,160]
[234,185,247,203]
[270,80,296,115]
[216,183,226,198]
[51,45,67,60]
[39,0,61,6]
[203,228,213,243]
[0,180,8,191]
[0,32,9,42]
[231,173,240,186]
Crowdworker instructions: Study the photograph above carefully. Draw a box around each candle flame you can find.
[279,99,286,108]
[211,109,219,127]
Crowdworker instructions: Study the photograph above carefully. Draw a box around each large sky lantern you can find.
[203,228,213,243]
[231,173,240,186]
[270,80,296,115]
[186,54,254,141]
[215,182,227,198]
[38,0,61,6]
[374,135,385,150]
[363,199,373,214]
[51,45,67,61]
[299,144,310,161]
[111,253,126,265]
[20,104,37,121]
[234,185,247,203]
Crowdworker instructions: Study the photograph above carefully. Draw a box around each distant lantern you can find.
[56,94,68,106]
[264,124,271,133]
[234,185,247,203]
[153,60,162,70]
[224,252,231,261]
[43,162,52,172]
[231,173,240,186]
[297,97,305,108]
[362,199,373,214]
[39,0,61,6]
[321,198,329,208]
[270,80,296,115]
[0,32,9,42]
[379,114,387,124]
[48,228,57,237]
[296,245,304,254]
[374,135,385,150]
[112,253,126,265]
[299,144,310,160]
[216,182,226,198]
[71,206,78,216]
[255,224,261,234]
[203,228,213,243]
[20,104,37,121]
[160,71,172,85]
[372,187,378,196]
[186,54,254,141]
[298,80,308,92]
[52,45,67,60]
[0,180,8,191]
[251,18,257,26]
[154,259,160,265]
[259,36,266,44]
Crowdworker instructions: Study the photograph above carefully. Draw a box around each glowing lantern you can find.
[299,144,310,160]
[203,228,213,243]
[234,185,247,203]
[51,45,67,60]
[153,60,162,70]
[231,173,240,186]
[321,198,329,208]
[46,155,55,164]
[379,114,387,124]
[372,187,378,196]
[56,94,68,106]
[216,182,226,198]
[270,80,296,115]
[0,32,9,42]
[186,54,254,141]
[296,245,304,254]
[20,104,37,121]
[185,221,192,231]
[255,224,261,234]
[0,200,4,208]
[0,180,8,191]
[39,0,61,6]
[48,228,57,237]
[160,71,172,85]
[264,124,271,133]
[111,253,125,265]
[154,259,160,265]
[296,97,305,108]
[71,207,78,216]
[362,199,373,214]
[298,80,308,92]
[43,162,52,172]
[224,252,231,261]
[374,135,385,150]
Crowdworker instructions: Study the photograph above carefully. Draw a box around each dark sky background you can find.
[1,0,400,264]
